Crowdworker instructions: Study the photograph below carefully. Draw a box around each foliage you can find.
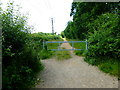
[75,50,85,56]
[64,2,120,77]
[85,13,119,61]
[32,33,63,59]
[39,49,54,59]
[27,32,62,60]
[64,2,120,40]
[1,2,62,88]
[2,2,44,89]
[98,59,118,76]
[84,13,119,77]
[63,21,76,39]
[61,31,65,38]
[32,32,61,41]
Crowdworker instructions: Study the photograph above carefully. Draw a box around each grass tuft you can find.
[98,60,118,76]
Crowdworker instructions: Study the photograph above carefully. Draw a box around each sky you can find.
[1,0,73,34]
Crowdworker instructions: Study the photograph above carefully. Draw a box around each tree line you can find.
[63,2,119,40]
[62,2,120,78]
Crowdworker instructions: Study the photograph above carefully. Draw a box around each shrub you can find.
[84,13,119,77]
[2,2,44,89]
[85,13,119,63]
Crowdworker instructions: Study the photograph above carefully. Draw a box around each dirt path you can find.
[35,39,118,88]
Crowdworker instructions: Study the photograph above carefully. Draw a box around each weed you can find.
[98,60,118,77]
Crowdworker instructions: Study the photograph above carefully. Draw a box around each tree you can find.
[64,2,120,40]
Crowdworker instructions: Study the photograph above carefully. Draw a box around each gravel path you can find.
[36,40,118,88]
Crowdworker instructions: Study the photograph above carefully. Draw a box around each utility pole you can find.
[51,18,54,35]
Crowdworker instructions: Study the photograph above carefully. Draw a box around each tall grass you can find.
[84,57,119,78]
[98,60,118,76]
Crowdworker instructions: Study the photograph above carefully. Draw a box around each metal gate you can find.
[43,40,88,51]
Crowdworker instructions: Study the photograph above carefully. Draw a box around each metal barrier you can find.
[43,40,88,51]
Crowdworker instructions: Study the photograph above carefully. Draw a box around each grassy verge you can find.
[66,39,119,79]
[98,60,118,77]
[67,39,86,56]
[84,54,119,79]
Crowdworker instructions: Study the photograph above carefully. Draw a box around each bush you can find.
[84,13,119,77]
[85,13,119,62]
[2,2,44,89]
[39,49,54,59]
[75,50,84,56]
[29,33,62,60]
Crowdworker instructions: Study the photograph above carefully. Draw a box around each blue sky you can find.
[1,0,73,34]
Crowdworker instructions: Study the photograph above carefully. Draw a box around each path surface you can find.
[36,39,118,88]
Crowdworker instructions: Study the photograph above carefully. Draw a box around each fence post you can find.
[86,39,88,50]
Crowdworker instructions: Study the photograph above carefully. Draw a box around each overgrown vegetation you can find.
[2,2,43,89]
[84,13,120,78]
[29,33,62,60]
[63,2,119,40]
[1,1,61,89]
[63,2,120,78]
